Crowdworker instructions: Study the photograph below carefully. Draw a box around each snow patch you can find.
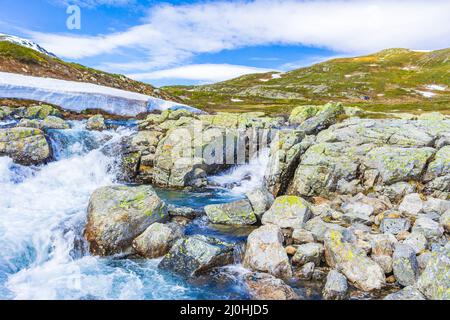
[230,98,244,102]
[415,90,436,98]
[0,72,199,116]
[271,73,282,79]
[259,79,270,82]
[425,84,446,91]
[0,33,56,57]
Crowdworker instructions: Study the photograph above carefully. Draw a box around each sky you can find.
[1,0,450,87]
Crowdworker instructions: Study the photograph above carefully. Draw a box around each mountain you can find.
[0,34,177,102]
[164,48,450,115]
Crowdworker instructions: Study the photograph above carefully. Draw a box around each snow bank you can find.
[0,72,199,116]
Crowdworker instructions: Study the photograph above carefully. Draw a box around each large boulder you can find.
[132,222,184,258]
[298,103,345,135]
[261,195,312,229]
[243,224,292,279]
[85,185,168,256]
[392,244,419,287]
[244,272,298,300]
[205,199,257,225]
[0,127,51,165]
[417,246,450,300]
[158,235,235,277]
[324,230,385,291]
[289,105,322,125]
[322,270,348,300]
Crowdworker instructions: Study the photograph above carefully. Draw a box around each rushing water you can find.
[0,121,251,300]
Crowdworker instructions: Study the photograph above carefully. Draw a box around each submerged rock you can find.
[86,114,106,131]
[244,272,298,300]
[205,199,257,225]
[158,235,235,277]
[243,224,292,279]
[85,185,168,256]
[0,127,51,165]
[261,195,312,229]
[322,270,348,300]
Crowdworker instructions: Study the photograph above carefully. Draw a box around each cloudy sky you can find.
[1,0,450,86]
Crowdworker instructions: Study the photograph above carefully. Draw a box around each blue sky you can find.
[1,0,450,87]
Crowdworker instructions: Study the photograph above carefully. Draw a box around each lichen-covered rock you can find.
[341,200,374,225]
[288,105,322,125]
[412,217,444,241]
[158,235,235,277]
[304,217,347,242]
[262,195,312,229]
[393,244,419,287]
[383,286,426,300]
[417,246,450,300]
[292,228,315,244]
[0,127,51,165]
[245,187,274,219]
[370,233,398,256]
[25,104,61,119]
[297,262,315,280]
[132,222,184,258]
[440,210,450,233]
[322,270,348,300]
[85,185,168,256]
[324,230,385,291]
[298,103,344,135]
[86,114,106,131]
[372,255,393,274]
[243,224,292,279]
[167,204,203,219]
[292,243,324,266]
[244,272,298,300]
[380,216,411,235]
[42,116,70,129]
[403,232,427,254]
[0,106,12,119]
[205,199,257,225]
[398,193,424,217]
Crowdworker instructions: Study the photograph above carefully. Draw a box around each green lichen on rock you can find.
[205,199,257,225]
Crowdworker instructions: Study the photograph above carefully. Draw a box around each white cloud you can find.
[127,64,273,83]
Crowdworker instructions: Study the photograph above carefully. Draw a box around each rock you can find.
[205,199,257,225]
[370,233,398,256]
[380,216,411,235]
[393,244,419,287]
[372,255,393,274]
[158,235,235,277]
[245,187,274,219]
[85,185,168,256]
[0,106,12,119]
[417,246,450,300]
[341,201,374,225]
[403,232,427,254]
[440,210,450,233]
[304,217,348,242]
[132,222,184,258]
[323,270,348,300]
[398,193,424,217]
[298,103,344,135]
[412,217,444,241]
[292,243,324,266]
[243,224,292,279]
[167,204,203,219]
[379,182,417,203]
[425,146,450,182]
[297,262,315,280]
[285,245,297,256]
[244,272,298,300]
[0,127,51,165]
[261,195,312,229]
[25,104,61,119]
[418,112,446,121]
[417,252,433,271]
[383,286,426,300]
[423,197,450,216]
[289,105,322,125]
[42,116,70,129]
[86,114,106,131]
[292,228,315,244]
[324,230,385,291]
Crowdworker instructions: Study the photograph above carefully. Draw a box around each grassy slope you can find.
[164,48,450,115]
[0,41,179,102]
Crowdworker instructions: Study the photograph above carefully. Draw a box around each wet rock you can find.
[292,243,324,266]
[383,286,426,300]
[42,116,70,129]
[245,187,274,219]
[243,224,292,279]
[85,185,168,256]
[86,114,106,131]
[403,232,427,254]
[261,195,312,229]
[244,272,298,300]
[167,204,203,219]
[292,228,315,244]
[205,199,257,225]
[323,270,348,300]
[417,246,450,300]
[158,235,235,277]
[393,244,419,287]
[0,127,51,165]
[324,230,385,291]
[132,222,184,258]
[412,217,444,241]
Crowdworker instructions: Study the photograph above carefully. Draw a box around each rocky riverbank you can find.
[1,102,449,300]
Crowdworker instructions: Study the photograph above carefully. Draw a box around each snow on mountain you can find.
[0,72,200,116]
[0,33,57,57]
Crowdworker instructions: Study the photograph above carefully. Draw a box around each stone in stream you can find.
[0,127,51,165]
[245,187,274,219]
[86,114,107,131]
[85,185,168,256]
[324,230,385,291]
[291,243,324,266]
[417,246,450,300]
[158,235,235,277]
[322,270,348,300]
[244,272,298,300]
[243,224,292,279]
[261,195,312,229]
[167,203,203,219]
[383,286,426,300]
[205,199,257,225]
[132,222,184,258]
[392,244,419,287]
[24,104,62,119]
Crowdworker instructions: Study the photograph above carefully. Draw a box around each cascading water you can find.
[0,121,250,300]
